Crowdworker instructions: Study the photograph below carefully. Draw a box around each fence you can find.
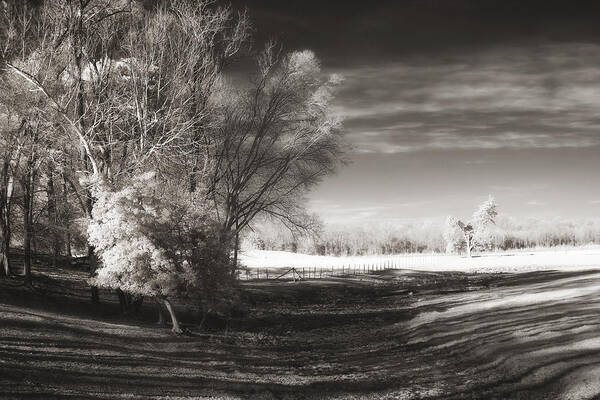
[237,252,446,281]
[237,245,595,281]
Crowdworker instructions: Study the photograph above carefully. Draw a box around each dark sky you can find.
[230,0,600,225]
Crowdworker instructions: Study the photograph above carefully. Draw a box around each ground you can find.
[1,252,600,399]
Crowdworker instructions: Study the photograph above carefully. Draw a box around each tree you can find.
[445,195,498,257]
[471,195,498,252]
[2,1,346,333]
[2,0,249,301]
[444,216,465,255]
[88,173,230,334]
[17,117,45,285]
[0,111,21,277]
[209,45,344,263]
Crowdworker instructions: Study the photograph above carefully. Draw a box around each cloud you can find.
[332,43,600,153]
[526,200,548,206]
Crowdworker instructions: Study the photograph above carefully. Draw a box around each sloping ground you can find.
[1,263,600,399]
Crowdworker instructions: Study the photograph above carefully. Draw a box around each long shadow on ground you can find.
[1,260,600,399]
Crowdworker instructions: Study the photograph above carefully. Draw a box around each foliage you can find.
[443,216,465,254]
[442,196,498,256]
[88,173,234,303]
[0,0,345,331]
[471,195,498,251]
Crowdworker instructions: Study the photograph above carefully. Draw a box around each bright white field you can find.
[239,245,600,273]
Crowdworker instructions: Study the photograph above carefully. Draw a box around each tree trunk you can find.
[0,160,14,278]
[117,289,127,314]
[117,290,143,315]
[233,229,239,271]
[160,298,183,334]
[22,169,33,286]
[23,215,31,285]
[62,175,73,259]
[72,4,99,305]
[0,225,10,278]
[65,233,72,258]
[46,168,59,268]
[465,236,472,258]
[88,245,99,304]
[156,300,167,326]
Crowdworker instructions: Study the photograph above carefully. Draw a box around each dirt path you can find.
[1,268,600,399]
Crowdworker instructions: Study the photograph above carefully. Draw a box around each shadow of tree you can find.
[2,269,600,399]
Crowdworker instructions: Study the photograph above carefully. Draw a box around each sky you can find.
[230,0,600,226]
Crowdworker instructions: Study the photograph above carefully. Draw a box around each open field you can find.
[2,254,600,399]
[239,246,600,274]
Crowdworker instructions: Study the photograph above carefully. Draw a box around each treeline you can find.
[244,216,600,256]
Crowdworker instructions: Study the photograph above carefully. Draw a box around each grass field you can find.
[2,252,600,399]
[239,246,600,273]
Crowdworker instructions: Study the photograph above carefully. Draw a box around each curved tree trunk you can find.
[159,298,182,334]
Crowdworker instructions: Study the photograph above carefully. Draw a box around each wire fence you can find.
[237,253,448,281]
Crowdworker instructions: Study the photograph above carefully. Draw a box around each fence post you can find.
[266,269,269,280]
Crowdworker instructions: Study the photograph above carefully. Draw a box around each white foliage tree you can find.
[445,195,498,257]
[87,173,194,333]
[472,195,498,251]
[444,216,465,254]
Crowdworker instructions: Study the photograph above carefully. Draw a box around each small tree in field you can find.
[471,195,498,252]
[444,216,466,254]
[445,196,498,257]
[87,173,230,334]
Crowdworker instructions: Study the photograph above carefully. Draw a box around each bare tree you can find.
[209,45,345,263]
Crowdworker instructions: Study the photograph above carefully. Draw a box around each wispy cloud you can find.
[332,43,600,153]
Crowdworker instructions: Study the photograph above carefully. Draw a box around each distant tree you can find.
[445,195,498,257]
[471,195,498,252]
[444,216,466,255]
